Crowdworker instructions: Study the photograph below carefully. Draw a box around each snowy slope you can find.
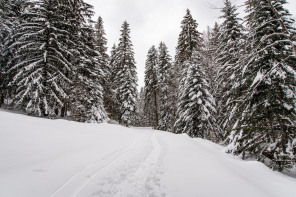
[0,110,296,197]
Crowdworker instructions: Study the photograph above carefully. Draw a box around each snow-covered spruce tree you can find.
[209,22,220,63]
[209,23,222,96]
[157,42,174,132]
[0,0,26,106]
[225,0,296,170]
[173,9,203,132]
[0,0,11,105]
[202,23,221,95]
[114,21,138,126]
[71,24,108,123]
[0,0,10,106]
[144,45,159,129]
[9,0,74,116]
[94,16,111,116]
[175,50,217,139]
[0,1,6,105]
[201,27,214,93]
[215,0,245,134]
[94,16,109,68]
[63,1,107,122]
[175,9,203,80]
[200,24,224,142]
[108,44,121,121]
[137,87,149,126]
[38,0,93,118]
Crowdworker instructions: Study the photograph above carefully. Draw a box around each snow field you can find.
[1,110,296,197]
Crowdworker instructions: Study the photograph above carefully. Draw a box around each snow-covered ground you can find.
[1,110,296,197]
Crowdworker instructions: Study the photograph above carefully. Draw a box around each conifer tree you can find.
[60,0,107,122]
[144,45,159,129]
[94,16,111,116]
[157,42,174,132]
[58,0,95,118]
[71,24,107,123]
[201,27,214,92]
[137,87,149,126]
[0,0,10,106]
[226,0,296,170]
[108,44,121,121]
[175,50,217,139]
[9,0,74,116]
[209,22,220,62]
[114,21,138,126]
[216,0,245,133]
[173,9,203,132]
[0,0,26,106]
[209,23,221,94]
[202,23,221,94]
[94,16,109,67]
[175,9,203,79]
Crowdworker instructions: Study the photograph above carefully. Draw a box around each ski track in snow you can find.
[50,135,147,197]
[50,132,167,197]
[88,132,166,197]
[111,133,165,197]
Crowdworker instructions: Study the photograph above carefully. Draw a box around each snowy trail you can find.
[50,135,147,197]
[75,132,165,197]
[1,110,296,197]
[111,132,164,197]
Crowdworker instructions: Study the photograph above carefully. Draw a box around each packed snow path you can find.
[1,110,296,197]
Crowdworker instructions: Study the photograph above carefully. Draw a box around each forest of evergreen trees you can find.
[1,0,295,171]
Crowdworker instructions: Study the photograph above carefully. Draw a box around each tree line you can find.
[0,0,137,125]
[1,0,295,171]
[140,0,296,171]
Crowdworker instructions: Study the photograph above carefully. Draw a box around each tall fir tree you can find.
[202,23,221,95]
[61,0,95,118]
[157,42,174,132]
[70,24,108,123]
[175,50,217,139]
[209,22,221,95]
[0,0,26,106]
[216,0,245,134]
[137,87,149,126]
[174,9,203,132]
[108,44,121,121]
[175,9,203,80]
[225,0,296,170]
[9,0,74,116]
[144,45,159,129]
[201,27,214,93]
[94,16,109,67]
[208,22,220,63]
[62,0,108,122]
[6,0,106,120]
[114,21,138,126]
[94,16,111,117]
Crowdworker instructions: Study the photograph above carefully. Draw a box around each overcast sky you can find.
[84,0,296,89]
